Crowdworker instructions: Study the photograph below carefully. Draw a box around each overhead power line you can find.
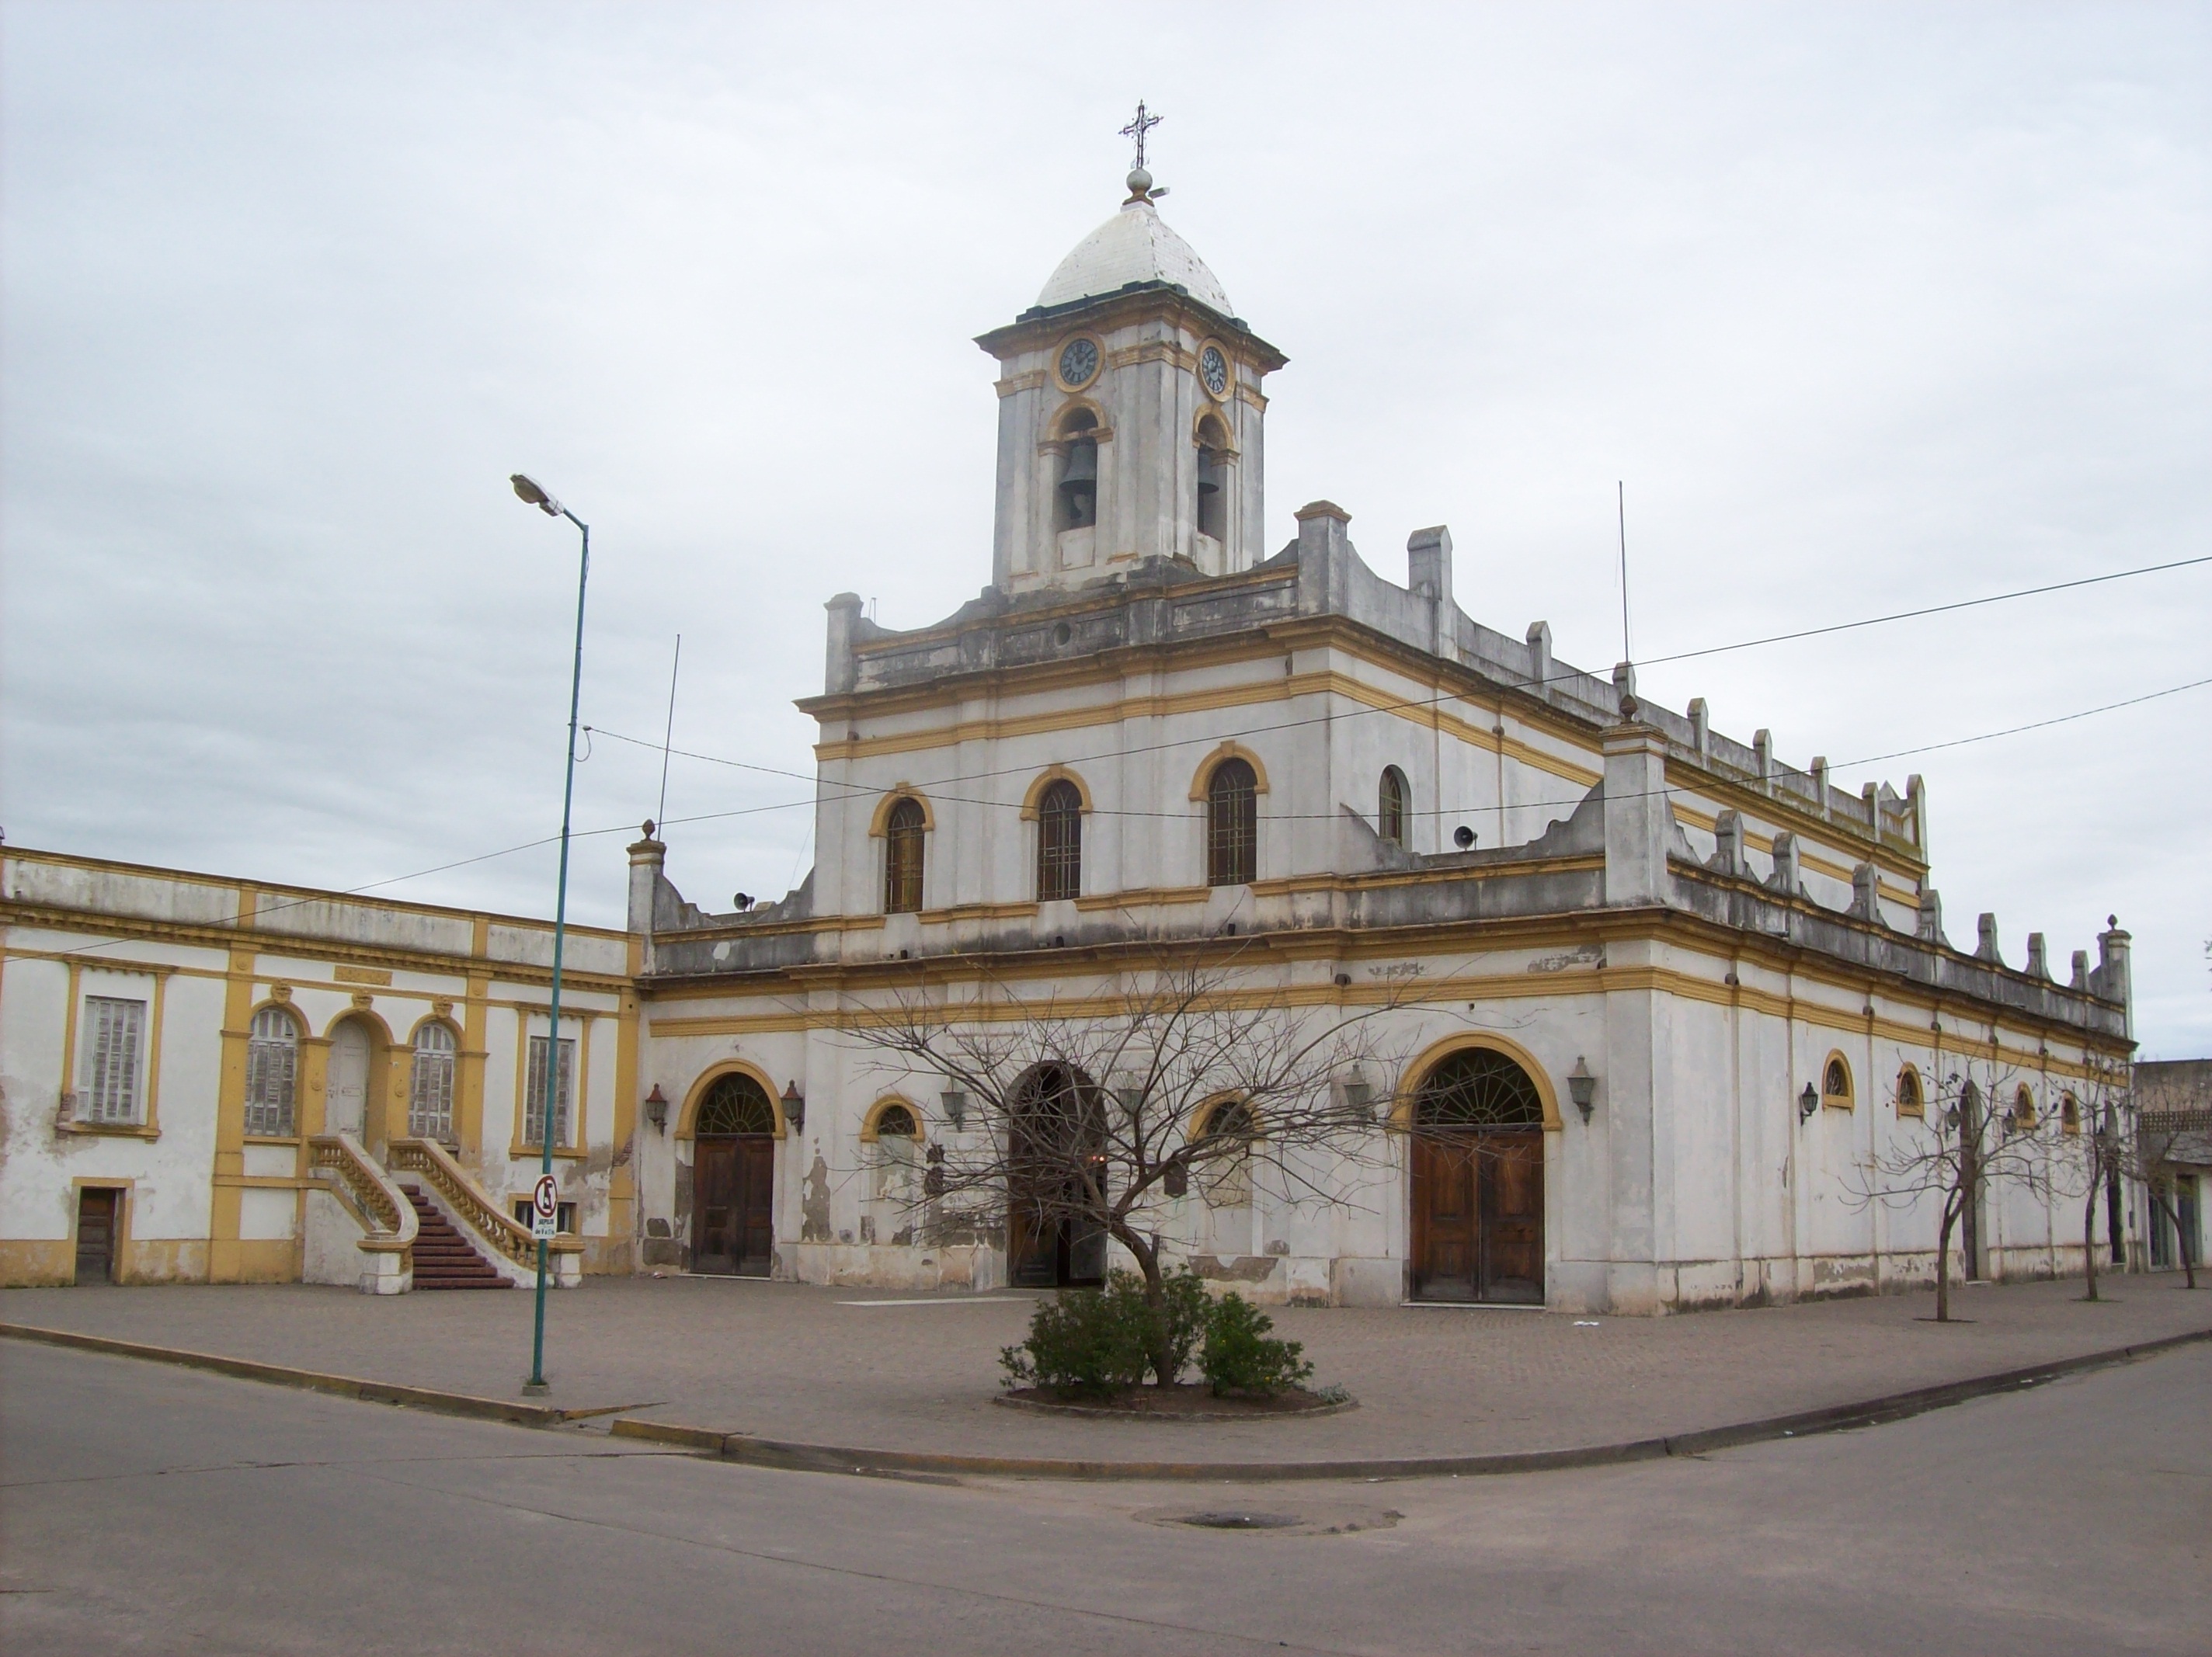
[1642,552,2212,667]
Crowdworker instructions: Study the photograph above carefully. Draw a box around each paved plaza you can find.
[4,1273,2205,1467]
[4,1335,2207,1655]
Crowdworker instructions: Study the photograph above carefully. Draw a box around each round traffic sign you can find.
[532,1174,559,1221]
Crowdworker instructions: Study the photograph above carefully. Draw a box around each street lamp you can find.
[511,472,588,1397]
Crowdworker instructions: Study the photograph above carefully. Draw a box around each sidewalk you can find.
[4,1274,2204,1468]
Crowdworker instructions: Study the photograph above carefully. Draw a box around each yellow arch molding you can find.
[1020,766,1096,820]
[858,1093,923,1143]
[1392,1031,1564,1133]
[675,1060,788,1141]
[1188,742,1271,802]
[868,788,937,838]
[1821,1049,1855,1111]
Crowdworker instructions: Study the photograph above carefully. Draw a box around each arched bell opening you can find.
[1407,1047,1546,1304]
[1054,408,1099,532]
[1006,1061,1107,1287]
[1194,411,1232,544]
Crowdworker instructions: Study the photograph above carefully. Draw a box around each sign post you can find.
[530,1174,559,1242]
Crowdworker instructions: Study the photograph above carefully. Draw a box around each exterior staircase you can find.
[402,1187,510,1289]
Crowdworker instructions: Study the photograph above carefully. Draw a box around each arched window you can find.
[1822,1054,1853,1110]
[1414,1048,1545,1128]
[874,1102,917,1139]
[408,1022,457,1141]
[1036,778,1083,901]
[1195,413,1230,542]
[697,1072,776,1135]
[244,1006,300,1138]
[885,797,926,914]
[1895,1065,1925,1118]
[1378,766,1408,846]
[1056,409,1097,531]
[1206,758,1257,887]
[868,1100,921,1209]
[2011,1085,2037,1131]
[2060,1093,2081,1134]
[1193,1096,1257,1206]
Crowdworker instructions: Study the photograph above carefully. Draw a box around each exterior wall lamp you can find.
[941,1089,968,1131]
[1567,1058,1596,1123]
[644,1085,669,1134]
[1798,1082,1821,1124]
[781,1081,806,1133]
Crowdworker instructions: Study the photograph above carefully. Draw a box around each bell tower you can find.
[976,113,1286,597]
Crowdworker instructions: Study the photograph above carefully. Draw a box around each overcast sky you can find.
[3,2,2207,1053]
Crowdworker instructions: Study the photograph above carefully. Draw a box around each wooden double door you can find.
[693,1134,774,1276]
[1007,1190,1106,1288]
[1411,1130,1544,1304]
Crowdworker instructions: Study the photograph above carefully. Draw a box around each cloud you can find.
[4,2,2207,1047]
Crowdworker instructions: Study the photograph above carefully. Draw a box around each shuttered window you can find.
[524,1035,576,1149]
[1206,759,1257,888]
[82,997,147,1125]
[1378,766,1408,846]
[1036,779,1083,901]
[244,1006,300,1137]
[409,1023,457,1142]
[884,797,926,914]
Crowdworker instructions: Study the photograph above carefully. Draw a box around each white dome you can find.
[1035,196,1233,316]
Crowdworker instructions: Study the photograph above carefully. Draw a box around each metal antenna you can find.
[1120,100,1162,171]
[656,634,682,828]
[1617,481,1633,665]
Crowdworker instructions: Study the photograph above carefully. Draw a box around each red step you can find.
[402,1186,511,1289]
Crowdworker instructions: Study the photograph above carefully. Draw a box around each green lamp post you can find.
[510,471,588,1396]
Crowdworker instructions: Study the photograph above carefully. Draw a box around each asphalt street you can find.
[3,1338,2205,1655]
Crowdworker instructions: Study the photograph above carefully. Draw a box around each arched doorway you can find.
[1007,1062,1107,1287]
[1409,1047,1546,1304]
[328,1019,374,1141]
[691,1072,777,1276]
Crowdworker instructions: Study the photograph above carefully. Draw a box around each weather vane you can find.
[1120,100,1162,172]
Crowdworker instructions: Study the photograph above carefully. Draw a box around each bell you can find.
[1058,442,1097,528]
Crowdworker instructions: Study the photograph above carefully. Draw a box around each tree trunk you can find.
[2150,1191,2197,1290]
[2105,1164,2126,1266]
[1935,1197,1956,1322]
[1108,1217,1176,1384]
[2082,1185,2100,1301]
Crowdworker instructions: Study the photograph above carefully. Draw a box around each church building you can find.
[0,153,2151,1311]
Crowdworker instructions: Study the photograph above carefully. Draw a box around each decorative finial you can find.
[1121,99,1163,199]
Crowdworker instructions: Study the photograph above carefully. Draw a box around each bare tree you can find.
[1849,1058,2061,1322]
[2130,1101,2206,1291]
[2057,1057,2132,1303]
[843,949,1409,1384]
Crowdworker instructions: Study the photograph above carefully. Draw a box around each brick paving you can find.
[4,1274,2205,1466]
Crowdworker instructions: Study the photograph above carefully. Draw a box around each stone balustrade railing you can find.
[387,1137,583,1275]
[309,1132,417,1291]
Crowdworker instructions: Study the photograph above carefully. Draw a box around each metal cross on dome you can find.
[1120,101,1162,171]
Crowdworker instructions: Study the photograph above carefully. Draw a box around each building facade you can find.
[0,162,2163,1308]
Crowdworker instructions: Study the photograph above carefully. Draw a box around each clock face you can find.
[1199,344,1230,399]
[1057,337,1100,387]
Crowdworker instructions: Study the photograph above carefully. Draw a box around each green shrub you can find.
[1200,1291,1314,1397]
[1000,1266,1218,1395]
[999,1280,1146,1398]
[1149,1266,1212,1383]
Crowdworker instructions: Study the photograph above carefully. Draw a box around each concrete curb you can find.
[0,1322,624,1427]
[607,1324,2212,1484]
[10,1316,2207,1483]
